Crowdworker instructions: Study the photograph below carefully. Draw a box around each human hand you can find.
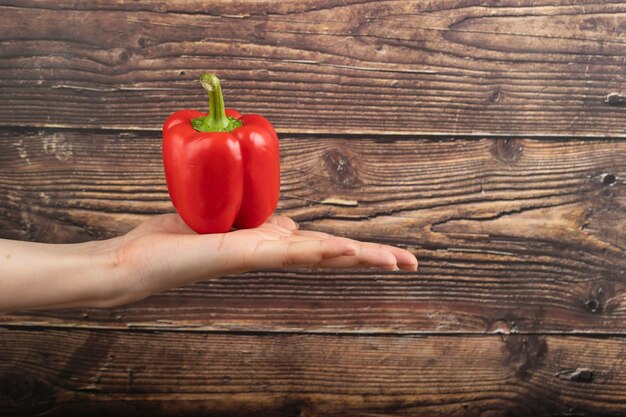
[0,213,417,311]
[112,213,418,306]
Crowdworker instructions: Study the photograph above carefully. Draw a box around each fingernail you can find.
[393,265,400,271]
[294,222,300,230]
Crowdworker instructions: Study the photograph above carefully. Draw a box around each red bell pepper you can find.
[162,73,280,234]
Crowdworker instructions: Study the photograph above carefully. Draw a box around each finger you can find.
[264,215,299,231]
[316,256,371,269]
[353,245,398,270]
[360,242,418,271]
[246,237,359,269]
[293,229,332,239]
[313,246,398,270]
[294,232,417,271]
[306,245,397,270]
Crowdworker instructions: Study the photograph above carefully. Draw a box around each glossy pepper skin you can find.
[162,73,280,234]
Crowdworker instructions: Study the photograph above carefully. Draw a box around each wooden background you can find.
[1,1,625,416]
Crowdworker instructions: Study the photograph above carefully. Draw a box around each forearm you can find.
[0,238,124,312]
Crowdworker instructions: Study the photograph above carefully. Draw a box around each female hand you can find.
[0,214,417,311]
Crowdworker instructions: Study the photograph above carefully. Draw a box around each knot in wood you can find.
[503,335,548,380]
[492,138,523,164]
[581,17,598,30]
[556,368,594,383]
[112,48,129,64]
[584,285,611,314]
[602,173,616,186]
[0,371,56,409]
[487,318,517,334]
[0,371,29,401]
[279,396,313,417]
[585,298,601,313]
[323,149,358,187]
[605,92,626,106]
[489,86,502,102]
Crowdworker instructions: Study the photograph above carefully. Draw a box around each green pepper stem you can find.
[199,73,229,132]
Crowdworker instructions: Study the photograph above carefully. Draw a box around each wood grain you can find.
[1,327,626,417]
[3,1,625,414]
[1,128,625,334]
[1,1,625,136]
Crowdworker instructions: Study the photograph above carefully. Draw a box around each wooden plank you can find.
[1,328,625,416]
[0,1,625,136]
[0,128,625,333]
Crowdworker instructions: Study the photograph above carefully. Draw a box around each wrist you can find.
[0,237,134,312]
[78,237,132,308]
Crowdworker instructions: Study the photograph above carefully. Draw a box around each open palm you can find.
[115,213,418,304]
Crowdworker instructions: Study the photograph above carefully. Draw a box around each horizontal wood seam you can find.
[2,125,626,141]
[3,323,626,338]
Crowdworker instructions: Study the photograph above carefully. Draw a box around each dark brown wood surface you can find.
[2,1,626,416]
[0,1,625,136]
[0,129,625,335]
[2,328,626,417]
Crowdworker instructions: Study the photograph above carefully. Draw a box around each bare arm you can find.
[0,238,123,311]
[0,214,417,312]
